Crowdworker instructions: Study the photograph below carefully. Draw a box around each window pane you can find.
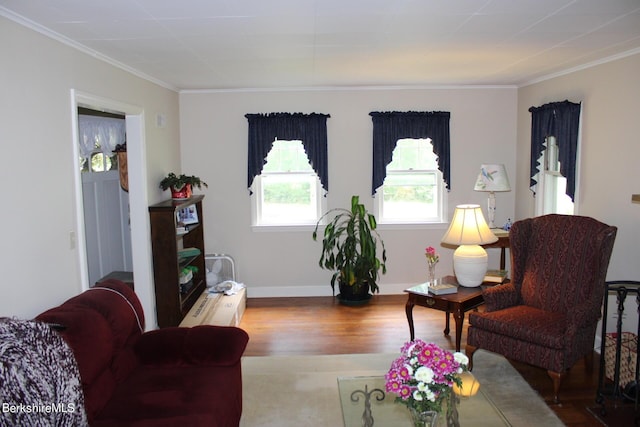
[260,174,318,224]
[262,140,313,173]
[90,152,112,172]
[378,138,444,223]
[382,172,439,220]
[387,138,438,170]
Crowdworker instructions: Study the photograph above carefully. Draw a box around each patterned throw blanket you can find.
[0,318,88,426]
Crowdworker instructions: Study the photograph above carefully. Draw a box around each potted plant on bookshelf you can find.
[159,172,208,200]
[312,195,387,304]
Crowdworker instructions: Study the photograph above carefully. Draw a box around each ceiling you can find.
[2,0,640,91]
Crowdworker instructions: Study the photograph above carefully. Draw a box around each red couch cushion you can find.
[91,365,243,427]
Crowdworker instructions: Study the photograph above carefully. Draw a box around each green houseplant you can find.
[160,172,208,199]
[312,195,387,303]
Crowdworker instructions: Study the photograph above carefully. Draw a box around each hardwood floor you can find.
[238,294,633,427]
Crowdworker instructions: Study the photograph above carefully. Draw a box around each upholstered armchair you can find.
[466,214,617,403]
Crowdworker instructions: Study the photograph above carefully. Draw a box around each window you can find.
[376,138,445,223]
[534,136,574,215]
[80,152,117,173]
[528,100,581,213]
[252,140,324,226]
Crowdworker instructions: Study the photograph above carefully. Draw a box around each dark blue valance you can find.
[245,112,330,193]
[528,100,581,201]
[370,111,451,195]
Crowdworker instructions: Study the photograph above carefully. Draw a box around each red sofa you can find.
[35,279,249,426]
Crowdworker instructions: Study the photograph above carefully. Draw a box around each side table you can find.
[405,276,485,352]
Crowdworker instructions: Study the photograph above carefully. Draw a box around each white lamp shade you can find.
[441,205,498,246]
[442,204,497,287]
[473,164,511,192]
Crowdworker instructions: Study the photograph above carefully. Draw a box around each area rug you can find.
[240,350,564,427]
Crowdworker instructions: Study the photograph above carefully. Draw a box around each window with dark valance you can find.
[370,111,451,196]
[528,100,581,201]
[245,112,330,193]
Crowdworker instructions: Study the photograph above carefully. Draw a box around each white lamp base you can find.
[453,244,488,287]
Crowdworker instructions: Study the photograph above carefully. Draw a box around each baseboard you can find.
[246,282,411,298]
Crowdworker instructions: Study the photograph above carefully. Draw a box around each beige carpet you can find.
[240,350,564,427]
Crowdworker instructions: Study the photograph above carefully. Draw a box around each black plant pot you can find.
[337,281,372,305]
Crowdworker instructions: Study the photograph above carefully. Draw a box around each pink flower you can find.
[425,246,439,264]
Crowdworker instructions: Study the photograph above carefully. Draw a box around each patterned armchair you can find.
[466,214,617,403]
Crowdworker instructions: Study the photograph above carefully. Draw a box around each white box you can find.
[180,287,246,328]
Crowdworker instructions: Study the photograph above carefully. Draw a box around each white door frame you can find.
[70,89,157,329]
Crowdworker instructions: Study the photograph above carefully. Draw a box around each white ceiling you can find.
[2,0,640,91]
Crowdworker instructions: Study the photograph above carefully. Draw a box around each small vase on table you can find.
[425,246,439,285]
[427,261,437,285]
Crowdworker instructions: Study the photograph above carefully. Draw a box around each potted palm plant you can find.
[160,172,208,200]
[312,195,387,304]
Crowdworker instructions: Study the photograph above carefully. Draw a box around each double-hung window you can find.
[252,139,324,226]
[370,111,451,225]
[246,112,330,227]
[376,138,445,223]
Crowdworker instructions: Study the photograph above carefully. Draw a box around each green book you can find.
[484,269,508,283]
[178,247,201,258]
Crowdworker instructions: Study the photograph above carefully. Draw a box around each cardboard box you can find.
[180,287,246,328]
[604,331,638,386]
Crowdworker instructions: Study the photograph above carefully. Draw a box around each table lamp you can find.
[453,371,481,397]
[441,204,497,287]
[473,164,511,229]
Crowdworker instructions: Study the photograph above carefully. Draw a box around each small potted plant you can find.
[312,195,387,304]
[160,172,208,200]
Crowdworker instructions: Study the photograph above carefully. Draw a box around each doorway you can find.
[78,108,133,285]
[71,90,156,329]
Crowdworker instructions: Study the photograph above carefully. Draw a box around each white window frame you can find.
[251,140,326,230]
[534,136,576,216]
[375,138,447,226]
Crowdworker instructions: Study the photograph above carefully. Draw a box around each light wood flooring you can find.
[238,294,637,427]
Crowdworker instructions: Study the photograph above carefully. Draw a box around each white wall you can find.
[516,52,640,333]
[0,16,180,324]
[180,87,517,296]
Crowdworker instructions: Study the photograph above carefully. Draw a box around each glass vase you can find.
[409,407,440,427]
[427,261,437,285]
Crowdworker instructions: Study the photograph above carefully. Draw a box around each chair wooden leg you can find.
[465,344,478,371]
[547,370,565,404]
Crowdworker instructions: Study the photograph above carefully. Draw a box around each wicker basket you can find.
[604,332,638,386]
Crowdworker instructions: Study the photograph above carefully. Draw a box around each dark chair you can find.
[466,214,617,403]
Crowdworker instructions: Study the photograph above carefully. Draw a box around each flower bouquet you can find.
[385,340,469,426]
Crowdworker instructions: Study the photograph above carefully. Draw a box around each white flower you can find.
[453,352,469,366]
[417,382,428,392]
[414,366,435,384]
[425,390,436,402]
[413,390,423,401]
[404,364,414,377]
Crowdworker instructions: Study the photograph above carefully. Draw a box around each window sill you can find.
[251,224,317,233]
[376,222,448,231]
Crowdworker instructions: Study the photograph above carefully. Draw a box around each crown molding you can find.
[0,7,178,93]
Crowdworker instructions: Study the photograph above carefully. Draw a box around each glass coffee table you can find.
[338,375,511,427]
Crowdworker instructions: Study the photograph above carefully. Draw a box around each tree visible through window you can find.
[377,138,444,223]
